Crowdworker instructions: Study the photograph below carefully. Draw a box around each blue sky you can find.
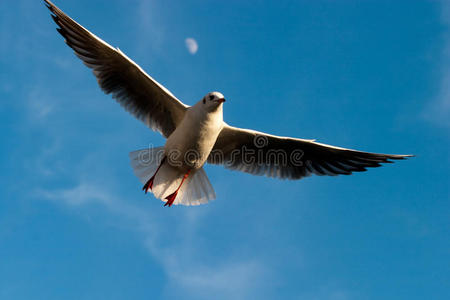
[0,0,449,299]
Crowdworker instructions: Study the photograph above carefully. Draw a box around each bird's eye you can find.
[209,95,214,101]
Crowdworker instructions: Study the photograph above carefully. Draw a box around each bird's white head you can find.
[197,91,226,112]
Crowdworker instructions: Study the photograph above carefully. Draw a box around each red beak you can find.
[218,98,226,103]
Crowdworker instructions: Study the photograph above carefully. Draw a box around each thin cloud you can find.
[38,182,270,300]
[185,38,199,55]
[424,0,450,128]
[134,0,167,57]
[27,87,54,121]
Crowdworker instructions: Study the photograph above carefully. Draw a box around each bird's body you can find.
[165,94,224,171]
[44,0,412,207]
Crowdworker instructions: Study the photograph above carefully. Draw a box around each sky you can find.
[0,0,449,299]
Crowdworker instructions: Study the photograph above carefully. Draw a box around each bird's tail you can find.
[129,147,216,206]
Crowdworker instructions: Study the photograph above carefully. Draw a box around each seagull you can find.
[44,0,412,207]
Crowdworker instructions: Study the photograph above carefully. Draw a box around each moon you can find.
[185,38,198,55]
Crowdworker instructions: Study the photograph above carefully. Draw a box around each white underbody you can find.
[164,105,224,171]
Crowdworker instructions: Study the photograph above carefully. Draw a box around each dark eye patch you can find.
[209,95,214,101]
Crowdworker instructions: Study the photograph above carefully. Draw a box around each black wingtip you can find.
[51,14,59,24]
[44,0,59,15]
[43,0,53,10]
[393,154,415,160]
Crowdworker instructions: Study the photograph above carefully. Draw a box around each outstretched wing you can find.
[208,124,412,180]
[44,0,188,137]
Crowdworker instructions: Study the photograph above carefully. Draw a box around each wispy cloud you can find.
[38,182,270,299]
[27,87,55,121]
[165,260,267,299]
[133,0,167,57]
[425,0,450,128]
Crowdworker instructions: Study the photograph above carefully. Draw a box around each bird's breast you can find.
[164,109,223,170]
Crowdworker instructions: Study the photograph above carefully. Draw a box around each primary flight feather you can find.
[44,0,412,206]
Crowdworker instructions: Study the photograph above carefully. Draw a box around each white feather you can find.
[129,148,215,206]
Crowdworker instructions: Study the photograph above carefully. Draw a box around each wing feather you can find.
[208,124,412,180]
[44,0,187,137]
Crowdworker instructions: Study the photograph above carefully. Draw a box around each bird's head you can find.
[198,91,226,112]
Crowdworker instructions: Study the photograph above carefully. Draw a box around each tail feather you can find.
[129,147,165,182]
[129,148,215,206]
[174,168,216,206]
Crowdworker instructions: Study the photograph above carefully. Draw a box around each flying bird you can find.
[44,0,412,207]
